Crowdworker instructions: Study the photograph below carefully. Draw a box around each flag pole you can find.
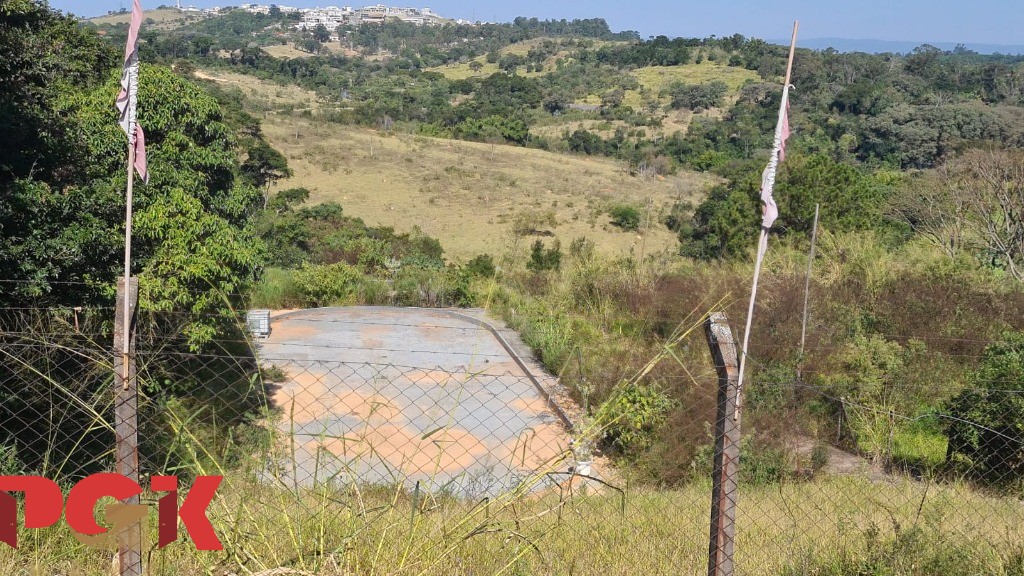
[734,20,799,420]
[122,140,136,387]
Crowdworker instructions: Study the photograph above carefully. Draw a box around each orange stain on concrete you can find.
[271,371,330,424]
[501,422,571,469]
[268,324,320,340]
[317,424,490,474]
[359,325,388,349]
[334,390,402,422]
[511,396,550,415]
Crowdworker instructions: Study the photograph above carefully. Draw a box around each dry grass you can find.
[4,473,1019,575]
[262,115,716,261]
[263,43,321,60]
[87,7,205,30]
[195,69,323,113]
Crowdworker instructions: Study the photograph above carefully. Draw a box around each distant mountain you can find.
[767,37,1024,55]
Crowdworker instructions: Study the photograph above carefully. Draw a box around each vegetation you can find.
[3,2,1024,573]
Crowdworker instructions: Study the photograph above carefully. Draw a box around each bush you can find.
[527,240,562,272]
[465,254,497,278]
[293,262,361,306]
[249,268,303,309]
[512,209,558,236]
[609,204,641,231]
[598,383,677,456]
[945,331,1024,484]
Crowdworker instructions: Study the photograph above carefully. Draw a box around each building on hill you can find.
[357,4,387,24]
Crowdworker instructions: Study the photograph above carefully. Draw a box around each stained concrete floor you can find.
[256,306,574,495]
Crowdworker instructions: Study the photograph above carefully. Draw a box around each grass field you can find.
[426,38,623,80]
[194,69,717,262]
[5,471,1020,575]
[262,114,716,262]
[623,61,762,110]
[263,43,319,59]
[87,7,205,30]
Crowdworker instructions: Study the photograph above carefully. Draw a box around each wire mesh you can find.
[0,305,1022,574]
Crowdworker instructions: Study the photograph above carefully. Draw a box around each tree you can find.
[601,87,625,109]
[313,23,330,43]
[468,60,483,72]
[889,169,968,259]
[944,149,1024,282]
[1,10,269,344]
[241,140,292,207]
[298,36,321,54]
[945,331,1024,483]
[667,80,728,111]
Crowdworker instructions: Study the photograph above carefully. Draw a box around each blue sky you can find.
[54,0,1024,46]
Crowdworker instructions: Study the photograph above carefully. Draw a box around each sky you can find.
[54,0,1024,47]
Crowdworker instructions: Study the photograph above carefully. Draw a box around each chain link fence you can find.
[1,305,1023,574]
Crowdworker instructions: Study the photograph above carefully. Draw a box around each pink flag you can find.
[115,0,148,183]
[759,85,792,231]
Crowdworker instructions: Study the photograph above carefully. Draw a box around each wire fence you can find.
[1,304,1023,575]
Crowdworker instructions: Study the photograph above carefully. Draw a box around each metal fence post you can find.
[705,312,741,576]
[114,277,142,576]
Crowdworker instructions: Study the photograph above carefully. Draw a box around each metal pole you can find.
[798,203,820,379]
[705,312,741,576]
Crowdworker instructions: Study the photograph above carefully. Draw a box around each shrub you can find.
[609,204,641,231]
[465,254,497,278]
[527,240,562,272]
[598,383,677,456]
[512,209,558,236]
[945,331,1024,484]
[293,262,361,307]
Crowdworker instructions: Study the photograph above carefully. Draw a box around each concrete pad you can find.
[257,306,573,496]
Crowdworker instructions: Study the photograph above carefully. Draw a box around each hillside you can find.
[87,7,207,30]
[198,69,714,261]
[265,117,712,261]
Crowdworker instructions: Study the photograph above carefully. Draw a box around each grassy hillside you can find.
[87,7,205,30]
[263,115,715,261]
[427,38,593,80]
[196,69,717,261]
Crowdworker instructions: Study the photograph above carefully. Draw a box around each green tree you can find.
[609,204,641,231]
[241,140,292,207]
[667,80,728,111]
[945,331,1024,484]
[313,23,330,43]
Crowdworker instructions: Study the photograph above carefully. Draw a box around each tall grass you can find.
[2,303,1024,575]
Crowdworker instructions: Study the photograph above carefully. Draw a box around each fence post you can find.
[705,312,741,576]
[113,277,142,576]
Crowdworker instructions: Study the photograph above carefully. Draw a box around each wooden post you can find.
[705,312,741,576]
[797,203,820,380]
[113,277,142,576]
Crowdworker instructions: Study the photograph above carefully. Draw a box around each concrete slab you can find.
[257,306,575,496]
